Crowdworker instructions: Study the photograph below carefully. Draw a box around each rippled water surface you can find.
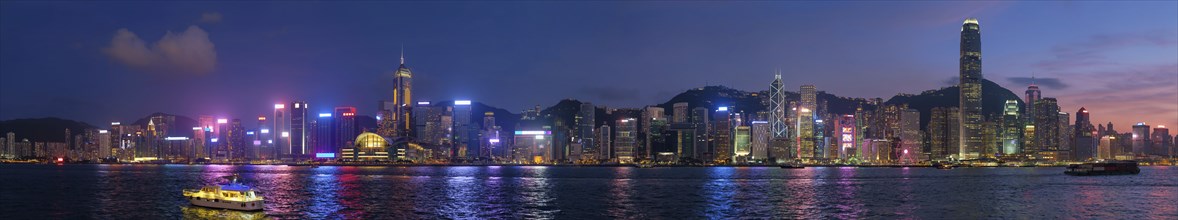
[2,165,1176,219]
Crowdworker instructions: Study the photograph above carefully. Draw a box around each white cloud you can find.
[102,26,217,74]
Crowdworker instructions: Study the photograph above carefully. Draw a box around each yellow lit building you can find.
[342,132,390,161]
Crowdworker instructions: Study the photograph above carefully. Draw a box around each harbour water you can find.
[1,164,1175,219]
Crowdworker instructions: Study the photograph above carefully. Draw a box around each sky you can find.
[1,1,1175,130]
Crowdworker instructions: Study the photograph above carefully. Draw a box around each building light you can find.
[751,121,768,124]
[815,120,824,123]
[417,101,431,105]
[217,119,228,124]
[316,153,336,158]
[99,130,109,134]
[455,100,472,106]
[260,129,270,134]
[258,116,267,121]
[192,127,202,131]
[210,138,219,143]
[535,135,545,140]
[111,122,121,125]
[1137,122,1146,126]
[268,140,273,144]
[275,104,285,109]
[253,140,261,146]
[165,137,188,141]
[717,107,728,111]
[1159,125,1167,128]
[281,132,290,138]
[319,113,332,117]
[294,103,300,108]
[516,131,547,135]
[489,139,500,143]
[342,112,355,117]
[246,131,255,135]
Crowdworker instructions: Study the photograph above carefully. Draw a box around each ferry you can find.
[1065,160,1140,176]
[182,174,265,211]
[933,162,954,170]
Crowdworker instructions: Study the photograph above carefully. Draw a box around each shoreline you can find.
[9,162,1174,168]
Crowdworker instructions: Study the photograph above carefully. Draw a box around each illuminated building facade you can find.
[578,102,596,160]
[615,118,637,163]
[273,104,287,159]
[290,101,308,157]
[343,132,389,161]
[1034,98,1060,154]
[1151,126,1171,157]
[958,18,984,160]
[1132,123,1150,156]
[712,107,732,163]
[314,113,335,158]
[750,121,769,161]
[929,107,960,160]
[390,52,414,137]
[334,107,357,152]
[835,115,856,162]
[1002,100,1022,155]
[770,73,787,139]
[1072,108,1095,161]
[899,109,921,164]
[598,125,611,161]
[513,130,553,164]
[733,125,751,162]
[453,100,474,159]
[796,107,814,159]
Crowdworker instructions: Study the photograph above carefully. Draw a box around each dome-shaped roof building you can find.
[342,132,390,161]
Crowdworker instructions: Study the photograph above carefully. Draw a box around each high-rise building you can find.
[1058,112,1072,160]
[1132,123,1150,156]
[390,51,414,137]
[836,115,856,162]
[228,119,246,161]
[712,107,732,164]
[273,104,288,159]
[452,100,474,159]
[733,125,751,162]
[959,18,984,160]
[691,107,711,160]
[672,102,688,123]
[641,106,665,161]
[929,107,961,160]
[290,101,308,157]
[578,102,596,159]
[255,116,270,160]
[1002,100,1022,155]
[750,121,770,161]
[1098,135,1115,160]
[1151,125,1171,157]
[1034,98,1061,154]
[314,113,335,158]
[770,73,788,139]
[335,107,357,152]
[796,107,815,159]
[598,125,611,161]
[1072,108,1096,161]
[899,109,921,164]
[1024,79,1041,152]
[615,118,637,164]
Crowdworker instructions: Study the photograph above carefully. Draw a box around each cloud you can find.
[577,86,641,102]
[1006,77,1068,90]
[199,12,222,23]
[941,76,959,86]
[1034,30,1177,71]
[102,26,217,74]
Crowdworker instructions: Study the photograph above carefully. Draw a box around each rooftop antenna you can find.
[400,44,405,65]
[1030,72,1036,85]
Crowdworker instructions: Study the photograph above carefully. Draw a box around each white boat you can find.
[182,174,265,211]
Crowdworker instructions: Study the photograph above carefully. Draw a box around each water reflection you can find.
[180,206,268,220]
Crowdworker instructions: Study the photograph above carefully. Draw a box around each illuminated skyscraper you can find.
[796,107,814,159]
[335,107,357,151]
[641,106,665,160]
[598,125,611,161]
[712,107,732,163]
[691,107,710,160]
[228,119,245,161]
[1024,78,1041,153]
[453,100,474,159]
[578,102,596,159]
[273,104,288,159]
[290,101,308,157]
[1073,108,1095,161]
[390,51,414,137]
[929,107,960,160]
[733,125,751,162]
[1132,123,1150,156]
[1034,98,1060,154]
[1151,126,1171,157]
[750,121,770,161]
[255,116,271,160]
[314,113,334,157]
[1002,100,1022,155]
[672,102,688,123]
[899,109,921,164]
[770,73,787,138]
[959,18,984,160]
[615,118,637,164]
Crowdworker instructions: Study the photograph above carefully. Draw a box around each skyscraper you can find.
[1002,100,1022,155]
[712,107,732,164]
[578,102,596,158]
[1132,123,1150,156]
[334,107,357,152]
[1073,108,1095,161]
[391,51,414,137]
[290,101,308,157]
[958,18,984,160]
[899,109,921,164]
[770,73,787,138]
[1034,98,1061,155]
[616,118,637,163]
[598,125,611,161]
[453,100,474,159]
[750,121,770,161]
[273,104,288,159]
[733,125,751,162]
[1151,126,1171,157]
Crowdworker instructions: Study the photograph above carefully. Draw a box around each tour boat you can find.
[934,162,954,170]
[1065,160,1140,176]
[182,174,265,211]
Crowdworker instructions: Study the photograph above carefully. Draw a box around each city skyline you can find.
[1,1,1176,130]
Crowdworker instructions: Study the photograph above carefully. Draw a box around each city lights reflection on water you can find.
[1,165,1176,219]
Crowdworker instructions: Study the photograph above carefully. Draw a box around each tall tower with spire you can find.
[958,18,984,159]
[390,49,414,137]
[770,72,787,138]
